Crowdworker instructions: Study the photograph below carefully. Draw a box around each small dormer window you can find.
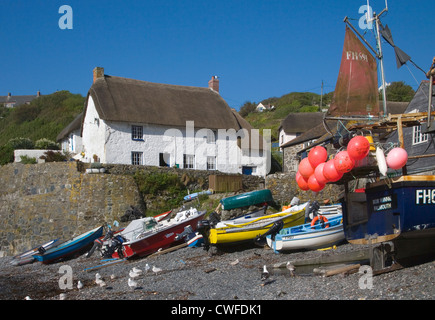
[132,125,143,140]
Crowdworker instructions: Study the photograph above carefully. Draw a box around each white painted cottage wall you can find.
[81,97,269,175]
[81,96,108,163]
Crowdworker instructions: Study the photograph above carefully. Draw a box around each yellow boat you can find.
[209,202,308,245]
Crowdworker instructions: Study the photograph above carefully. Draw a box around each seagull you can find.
[24,296,32,300]
[128,278,139,290]
[99,280,107,288]
[286,262,296,277]
[129,269,141,279]
[152,265,162,274]
[132,267,143,275]
[110,274,116,280]
[261,265,269,281]
[144,263,150,273]
[77,280,84,290]
[59,293,67,300]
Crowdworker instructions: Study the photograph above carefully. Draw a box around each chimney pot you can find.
[208,76,219,93]
[8,92,11,97]
[37,91,40,97]
[93,67,104,83]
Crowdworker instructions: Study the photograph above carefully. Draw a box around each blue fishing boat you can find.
[266,215,344,253]
[33,226,104,264]
[343,176,435,263]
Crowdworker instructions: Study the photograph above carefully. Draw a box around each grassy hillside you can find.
[241,91,333,142]
[0,91,85,164]
[0,91,85,146]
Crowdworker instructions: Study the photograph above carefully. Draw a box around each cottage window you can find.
[132,125,143,140]
[207,130,216,144]
[183,154,195,169]
[207,156,216,170]
[412,125,428,145]
[131,152,143,165]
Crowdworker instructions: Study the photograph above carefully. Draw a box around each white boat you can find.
[266,215,345,252]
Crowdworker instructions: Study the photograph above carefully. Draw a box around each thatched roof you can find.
[56,112,83,142]
[86,75,241,130]
[279,112,325,134]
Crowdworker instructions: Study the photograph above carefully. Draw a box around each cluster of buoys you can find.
[296,135,409,192]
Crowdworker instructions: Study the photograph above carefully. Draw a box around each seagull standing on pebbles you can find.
[152,265,162,274]
[144,264,150,273]
[286,262,296,277]
[132,267,143,275]
[77,280,84,290]
[129,269,142,279]
[128,278,139,290]
[59,293,67,300]
[261,265,269,281]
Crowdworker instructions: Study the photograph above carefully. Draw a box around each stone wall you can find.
[0,162,142,256]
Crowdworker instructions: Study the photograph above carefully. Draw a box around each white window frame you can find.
[207,156,216,170]
[183,154,195,169]
[132,125,143,140]
[131,151,143,165]
[412,125,428,145]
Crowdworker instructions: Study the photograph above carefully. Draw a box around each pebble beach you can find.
[1,242,434,306]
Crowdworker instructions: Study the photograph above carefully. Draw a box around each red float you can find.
[333,151,355,173]
[386,147,408,170]
[314,162,328,185]
[323,159,343,182]
[308,174,325,192]
[347,136,370,161]
[298,158,314,178]
[296,171,309,190]
[308,146,328,168]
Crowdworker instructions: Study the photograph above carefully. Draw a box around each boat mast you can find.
[372,2,389,117]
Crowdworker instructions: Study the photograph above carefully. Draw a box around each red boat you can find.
[115,208,206,258]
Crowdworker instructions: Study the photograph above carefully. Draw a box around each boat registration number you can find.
[416,189,435,205]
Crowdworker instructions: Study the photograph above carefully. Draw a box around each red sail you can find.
[327,26,380,117]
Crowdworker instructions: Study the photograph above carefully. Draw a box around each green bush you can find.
[134,170,186,211]
[0,144,14,165]
[8,137,34,150]
[19,155,37,164]
[35,138,60,150]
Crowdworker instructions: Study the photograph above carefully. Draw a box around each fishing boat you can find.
[10,239,59,266]
[33,226,104,264]
[115,207,206,258]
[220,189,273,210]
[266,215,345,253]
[207,202,308,245]
[303,2,435,268]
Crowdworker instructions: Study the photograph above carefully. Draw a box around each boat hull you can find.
[209,206,306,245]
[33,226,104,264]
[266,216,345,252]
[121,211,206,258]
[10,239,60,266]
[343,176,435,244]
[220,189,273,210]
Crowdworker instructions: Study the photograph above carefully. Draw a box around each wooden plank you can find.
[322,264,361,277]
[272,248,370,269]
[397,115,404,148]
[84,258,127,272]
[147,243,188,258]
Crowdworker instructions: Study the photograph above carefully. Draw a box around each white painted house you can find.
[77,68,270,176]
[57,112,83,154]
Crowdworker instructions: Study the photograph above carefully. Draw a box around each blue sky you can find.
[1,1,434,110]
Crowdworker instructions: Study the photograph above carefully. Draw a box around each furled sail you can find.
[327,26,380,117]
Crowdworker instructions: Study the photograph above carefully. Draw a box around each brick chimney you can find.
[93,67,104,83]
[208,76,219,93]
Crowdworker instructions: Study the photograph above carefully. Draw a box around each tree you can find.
[384,81,415,102]
[239,101,257,117]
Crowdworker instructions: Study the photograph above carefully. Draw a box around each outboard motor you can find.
[305,200,320,223]
[254,219,284,245]
[175,225,195,241]
[196,220,211,251]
